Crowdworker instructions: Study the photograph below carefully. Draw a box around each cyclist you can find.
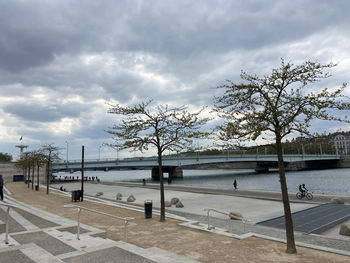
[299,184,307,197]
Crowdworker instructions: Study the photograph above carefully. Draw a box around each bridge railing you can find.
[54,154,340,167]
[203,208,249,233]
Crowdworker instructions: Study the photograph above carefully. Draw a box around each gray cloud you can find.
[3,101,88,122]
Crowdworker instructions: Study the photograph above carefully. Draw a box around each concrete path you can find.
[106,181,350,204]
[54,181,350,255]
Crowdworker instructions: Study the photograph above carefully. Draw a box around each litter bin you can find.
[144,200,152,219]
[35,185,39,191]
[72,190,81,202]
[78,190,83,201]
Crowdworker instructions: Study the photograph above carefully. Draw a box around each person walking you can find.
[233,179,237,190]
[0,174,4,201]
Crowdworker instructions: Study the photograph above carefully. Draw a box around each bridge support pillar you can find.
[255,166,269,173]
[151,167,183,179]
[151,168,159,179]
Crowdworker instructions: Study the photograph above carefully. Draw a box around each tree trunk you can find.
[37,164,40,189]
[157,147,165,222]
[32,165,34,190]
[27,167,30,188]
[46,155,51,194]
[276,135,296,254]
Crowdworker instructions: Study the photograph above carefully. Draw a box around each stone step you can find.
[0,243,64,263]
[146,247,200,263]
[62,245,156,263]
[116,241,200,263]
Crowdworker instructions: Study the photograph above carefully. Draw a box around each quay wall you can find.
[337,155,350,168]
[0,162,46,183]
[183,158,343,171]
[0,162,23,183]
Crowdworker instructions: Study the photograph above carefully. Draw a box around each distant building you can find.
[333,132,350,155]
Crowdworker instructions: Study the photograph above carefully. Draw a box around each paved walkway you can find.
[1,181,350,262]
[57,181,350,254]
[0,190,198,263]
[108,181,350,204]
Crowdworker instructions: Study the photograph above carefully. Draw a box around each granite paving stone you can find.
[11,231,76,256]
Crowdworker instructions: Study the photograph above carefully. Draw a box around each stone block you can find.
[116,193,123,201]
[330,198,344,204]
[127,195,136,202]
[229,212,243,220]
[171,197,179,205]
[175,201,184,208]
[339,224,350,236]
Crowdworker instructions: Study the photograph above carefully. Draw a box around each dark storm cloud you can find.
[120,1,350,57]
[3,101,88,122]
[1,0,349,73]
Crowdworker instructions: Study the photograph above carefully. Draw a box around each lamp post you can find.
[65,141,69,169]
[98,145,102,161]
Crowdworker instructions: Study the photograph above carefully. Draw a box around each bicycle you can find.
[296,190,313,200]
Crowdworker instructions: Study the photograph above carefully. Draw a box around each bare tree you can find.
[41,144,60,194]
[106,101,210,221]
[214,59,350,253]
[15,152,31,186]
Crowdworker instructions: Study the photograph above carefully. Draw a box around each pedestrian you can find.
[142,178,146,186]
[233,179,237,190]
[0,174,4,200]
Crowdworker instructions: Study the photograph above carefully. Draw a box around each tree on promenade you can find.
[33,150,46,190]
[214,59,350,253]
[41,144,60,194]
[106,100,210,221]
[15,152,32,186]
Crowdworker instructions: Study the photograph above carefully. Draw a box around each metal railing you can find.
[64,204,134,241]
[0,203,19,244]
[203,208,248,233]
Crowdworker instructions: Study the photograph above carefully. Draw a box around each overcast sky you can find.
[1,0,350,160]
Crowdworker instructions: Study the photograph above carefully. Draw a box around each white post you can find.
[5,207,10,244]
[207,210,210,230]
[77,208,81,240]
[124,220,128,241]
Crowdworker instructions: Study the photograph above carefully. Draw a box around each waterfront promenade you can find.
[1,181,350,262]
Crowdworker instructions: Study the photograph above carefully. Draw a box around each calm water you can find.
[54,168,350,195]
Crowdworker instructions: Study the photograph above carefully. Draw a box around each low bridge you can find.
[52,154,341,179]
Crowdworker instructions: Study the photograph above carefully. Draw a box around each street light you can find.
[65,141,69,163]
[99,145,102,161]
[65,141,69,171]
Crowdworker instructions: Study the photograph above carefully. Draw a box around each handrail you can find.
[0,203,20,244]
[203,208,247,233]
[64,204,135,241]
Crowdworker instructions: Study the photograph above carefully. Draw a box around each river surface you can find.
[54,167,350,195]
